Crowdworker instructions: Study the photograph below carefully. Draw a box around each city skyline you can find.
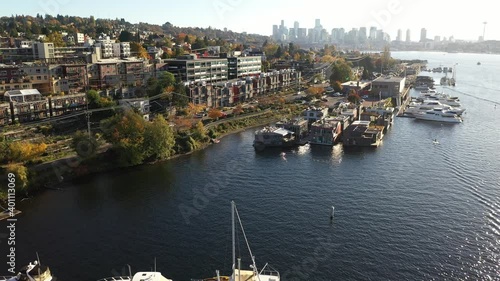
[2,0,497,41]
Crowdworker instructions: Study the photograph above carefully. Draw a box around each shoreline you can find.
[10,114,282,203]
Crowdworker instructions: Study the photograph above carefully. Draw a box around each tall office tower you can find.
[369,26,377,40]
[396,29,402,41]
[420,28,427,42]
[315,19,321,28]
[359,27,367,43]
[406,29,411,42]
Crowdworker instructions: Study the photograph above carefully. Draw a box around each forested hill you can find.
[0,14,268,44]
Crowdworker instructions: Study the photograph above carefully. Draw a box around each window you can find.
[37,76,42,80]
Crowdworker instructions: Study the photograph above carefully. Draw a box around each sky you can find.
[3,0,498,41]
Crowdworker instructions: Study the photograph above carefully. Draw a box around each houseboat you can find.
[253,127,296,151]
[343,121,385,147]
[309,118,342,146]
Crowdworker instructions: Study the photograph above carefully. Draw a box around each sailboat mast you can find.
[231,200,235,272]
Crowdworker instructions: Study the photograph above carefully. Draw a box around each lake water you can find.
[3,51,500,281]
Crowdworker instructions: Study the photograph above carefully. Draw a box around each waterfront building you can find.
[343,120,384,147]
[276,118,308,140]
[303,107,328,125]
[371,76,406,106]
[406,29,411,42]
[309,118,342,145]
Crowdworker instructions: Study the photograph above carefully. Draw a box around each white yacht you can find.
[415,109,462,123]
[418,92,462,107]
[405,100,465,116]
[97,271,173,281]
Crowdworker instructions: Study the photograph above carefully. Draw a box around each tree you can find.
[71,130,98,159]
[100,110,147,166]
[118,30,135,42]
[172,80,189,107]
[45,32,66,47]
[332,81,343,93]
[186,102,205,117]
[347,90,361,104]
[192,121,207,141]
[87,90,114,108]
[131,42,148,59]
[144,115,175,160]
[208,108,223,120]
[330,59,353,83]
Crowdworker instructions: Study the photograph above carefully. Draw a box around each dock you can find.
[397,87,412,117]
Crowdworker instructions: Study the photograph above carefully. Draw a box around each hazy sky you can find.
[3,0,497,41]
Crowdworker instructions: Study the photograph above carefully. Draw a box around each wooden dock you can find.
[397,87,412,117]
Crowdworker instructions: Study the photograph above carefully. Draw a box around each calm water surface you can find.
[2,52,500,280]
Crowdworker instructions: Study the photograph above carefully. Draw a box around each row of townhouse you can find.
[186,69,300,107]
[0,89,87,125]
[0,58,151,96]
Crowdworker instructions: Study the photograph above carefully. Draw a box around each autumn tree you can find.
[45,32,66,47]
[186,102,205,117]
[8,141,47,163]
[144,115,176,160]
[208,108,224,120]
[347,90,361,104]
[131,42,148,59]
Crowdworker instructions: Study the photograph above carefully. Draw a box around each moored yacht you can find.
[405,100,465,116]
[415,109,462,123]
[192,201,280,281]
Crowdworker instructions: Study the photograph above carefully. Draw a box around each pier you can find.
[397,87,412,117]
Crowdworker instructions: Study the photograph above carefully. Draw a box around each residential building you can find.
[95,37,115,58]
[32,42,55,61]
[227,56,261,79]
[48,93,87,117]
[163,54,228,83]
[303,107,328,124]
[61,64,87,93]
[4,89,50,122]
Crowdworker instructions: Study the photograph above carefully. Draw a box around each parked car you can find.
[362,95,369,99]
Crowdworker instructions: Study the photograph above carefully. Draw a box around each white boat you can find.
[97,269,173,281]
[405,100,465,116]
[1,259,53,281]
[415,109,462,123]
[193,201,280,281]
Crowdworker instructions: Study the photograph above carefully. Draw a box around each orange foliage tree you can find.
[8,141,47,163]
[208,108,224,120]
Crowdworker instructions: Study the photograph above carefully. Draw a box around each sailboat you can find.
[194,201,280,281]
